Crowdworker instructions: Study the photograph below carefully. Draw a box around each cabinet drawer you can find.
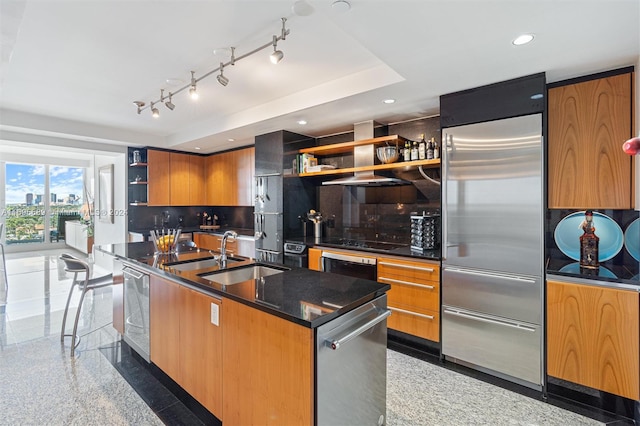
[388,306,439,342]
[379,276,439,312]
[378,258,440,283]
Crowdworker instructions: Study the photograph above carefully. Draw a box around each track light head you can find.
[217,62,229,86]
[133,100,145,114]
[189,71,199,100]
[165,93,175,110]
[270,35,284,64]
[151,102,159,118]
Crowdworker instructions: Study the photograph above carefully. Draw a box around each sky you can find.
[5,163,85,205]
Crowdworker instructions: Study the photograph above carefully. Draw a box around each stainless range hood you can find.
[322,120,409,186]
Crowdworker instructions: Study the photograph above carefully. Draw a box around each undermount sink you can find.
[200,264,287,285]
[164,256,242,272]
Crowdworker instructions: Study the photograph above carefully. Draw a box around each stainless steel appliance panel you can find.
[442,267,542,324]
[443,114,543,277]
[316,294,389,426]
[442,306,541,385]
[123,265,150,362]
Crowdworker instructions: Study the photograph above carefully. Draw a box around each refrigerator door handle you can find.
[443,308,537,332]
[442,133,451,260]
[445,267,537,284]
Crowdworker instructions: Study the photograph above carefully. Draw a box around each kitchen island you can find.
[96,242,390,426]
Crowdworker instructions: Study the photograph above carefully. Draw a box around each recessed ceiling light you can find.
[383,99,396,104]
[194,147,201,150]
[332,0,351,12]
[228,138,235,142]
[512,34,534,46]
[297,120,307,125]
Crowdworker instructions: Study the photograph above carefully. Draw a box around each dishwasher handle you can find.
[327,309,391,350]
[123,266,145,280]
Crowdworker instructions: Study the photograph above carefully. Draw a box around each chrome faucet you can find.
[218,230,238,267]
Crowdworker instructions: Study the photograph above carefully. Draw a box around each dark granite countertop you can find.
[96,242,389,328]
[546,249,639,289]
[287,236,441,261]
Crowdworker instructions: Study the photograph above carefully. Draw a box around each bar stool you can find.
[59,253,113,357]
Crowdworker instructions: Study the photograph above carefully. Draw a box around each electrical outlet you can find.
[211,302,219,326]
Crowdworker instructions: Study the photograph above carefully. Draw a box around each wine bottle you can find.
[411,140,419,161]
[418,134,426,160]
[579,210,599,269]
[426,137,434,160]
[433,137,440,159]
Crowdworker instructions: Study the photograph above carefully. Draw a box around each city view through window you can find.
[4,163,87,245]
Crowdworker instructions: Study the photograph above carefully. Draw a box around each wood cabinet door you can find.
[189,155,205,205]
[308,248,321,271]
[180,289,223,418]
[148,150,171,206]
[222,298,313,425]
[235,147,255,206]
[547,280,639,400]
[149,275,182,381]
[169,152,191,206]
[205,153,230,205]
[548,72,633,209]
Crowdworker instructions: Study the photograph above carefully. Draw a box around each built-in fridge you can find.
[441,110,544,389]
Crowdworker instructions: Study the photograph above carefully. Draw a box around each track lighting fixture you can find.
[133,101,145,115]
[217,63,229,86]
[189,71,199,100]
[165,92,175,110]
[133,18,289,116]
[270,36,284,64]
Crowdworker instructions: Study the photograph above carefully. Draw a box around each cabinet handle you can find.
[378,261,434,272]
[378,276,434,290]
[389,306,434,320]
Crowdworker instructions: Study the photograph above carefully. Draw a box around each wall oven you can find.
[320,251,377,281]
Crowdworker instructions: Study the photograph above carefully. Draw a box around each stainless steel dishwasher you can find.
[123,265,150,362]
[316,294,390,426]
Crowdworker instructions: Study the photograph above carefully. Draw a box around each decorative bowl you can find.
[376,146,399,164]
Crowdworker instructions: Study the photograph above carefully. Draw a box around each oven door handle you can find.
[320,251,377,265]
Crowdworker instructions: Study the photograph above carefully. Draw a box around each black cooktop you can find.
[321,238,409,251]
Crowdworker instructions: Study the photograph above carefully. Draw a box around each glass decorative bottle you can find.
[579,210,599,269]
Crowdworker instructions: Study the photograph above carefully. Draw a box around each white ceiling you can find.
[1,0,639,154]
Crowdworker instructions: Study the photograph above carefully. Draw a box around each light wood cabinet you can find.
[169,152,191,206]
[189,155,205,205]
[308,248,321,271]
[222,297,313,425]
[149,274,181,380]
[194,233,237,255]
[205,147,255,206]
[378,257,440,342]
[548,71,634,209]
[147,149,205,206]
[149,275,223,418]
[547,280,639,400]
[147,149,171,206]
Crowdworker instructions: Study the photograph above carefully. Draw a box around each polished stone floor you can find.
[0,248,628,425]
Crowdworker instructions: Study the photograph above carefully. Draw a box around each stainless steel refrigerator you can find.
[441,113,544,389]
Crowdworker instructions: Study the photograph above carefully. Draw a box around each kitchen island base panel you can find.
[222,297,314,425]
